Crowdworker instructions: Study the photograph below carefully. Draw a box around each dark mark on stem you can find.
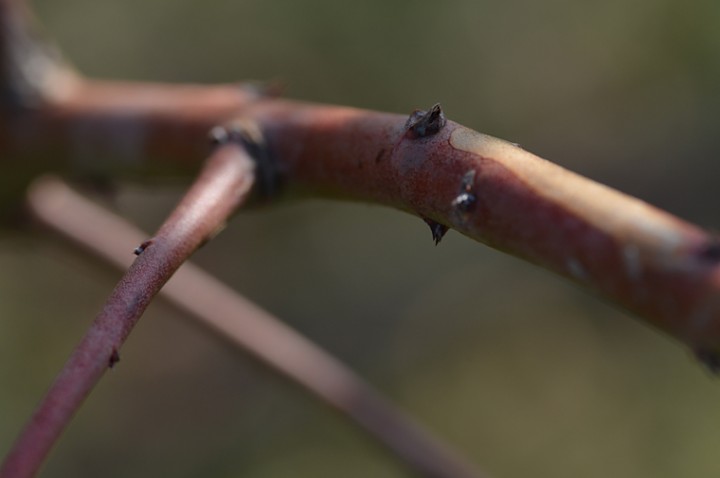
[405,103,446,139]
[133,239,153,256]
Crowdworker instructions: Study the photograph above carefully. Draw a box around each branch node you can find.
[405,103,446,139]
[208,119,281,200]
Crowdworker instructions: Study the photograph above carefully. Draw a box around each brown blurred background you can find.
[2,0,720,476]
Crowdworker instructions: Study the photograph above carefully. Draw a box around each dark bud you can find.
[422,217,449,246]
[108,349,120,369]
[451,192,477,213]
[452,170,478,214]
[406,103,446,139]
[133,239,153,256]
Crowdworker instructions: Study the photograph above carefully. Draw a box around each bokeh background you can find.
[3,0,720,476]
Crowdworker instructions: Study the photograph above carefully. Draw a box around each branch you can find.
[260,103,720,363]
[1,0,718,366]
[24,176,487,478]
[17,83,720,365]
[0,141,256,478]
[255,102,720,355]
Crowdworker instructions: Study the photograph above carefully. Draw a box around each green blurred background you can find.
[2,0,720,476]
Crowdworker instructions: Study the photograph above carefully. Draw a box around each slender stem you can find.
[0,143,256,478]
[24,176,487,478]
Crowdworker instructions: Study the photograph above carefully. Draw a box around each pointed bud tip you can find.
[422,217,449,245]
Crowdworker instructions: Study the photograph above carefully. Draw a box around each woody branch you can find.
[2,0,719,476]
[9,80,720,363]
[0,0,717,359]
[1,3,489,476]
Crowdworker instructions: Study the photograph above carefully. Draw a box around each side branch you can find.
[25,177,486,478]
[0,142,256,478]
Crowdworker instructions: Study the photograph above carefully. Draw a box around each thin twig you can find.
[24,176,487,478]
[0,142,256,478]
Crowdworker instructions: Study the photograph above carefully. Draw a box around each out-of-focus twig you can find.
[24,176,487,478]
[0,0,79,109]
[0,142,256,478]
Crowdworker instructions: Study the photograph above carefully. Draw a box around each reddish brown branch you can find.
[12,81,719,361]
[258,105,720,358]
[24,177,486,478]
[0,142,256,478]
[3,2,716,476]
